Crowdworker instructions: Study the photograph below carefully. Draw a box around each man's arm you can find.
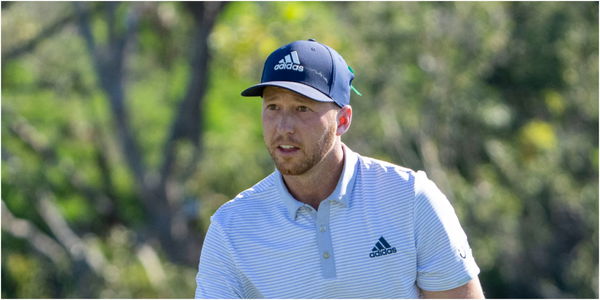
[195,221,243,298]
[421,278,485,299]
[413,171,483,297]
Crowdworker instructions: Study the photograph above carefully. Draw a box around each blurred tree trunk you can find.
[74,2,226,265]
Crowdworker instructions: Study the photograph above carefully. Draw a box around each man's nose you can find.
[276,112,295,135]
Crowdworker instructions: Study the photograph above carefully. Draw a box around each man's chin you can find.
[275,161,311,176]
[279,169,300,176]
[276,165,304,176]
[269,149,314,176]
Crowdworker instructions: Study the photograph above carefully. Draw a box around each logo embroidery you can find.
[369,236,397,258]
[274,51,304,72]
[458,245,471,259]
[458,248,467,259]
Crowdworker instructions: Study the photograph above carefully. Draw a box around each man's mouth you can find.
[277,144,300,153]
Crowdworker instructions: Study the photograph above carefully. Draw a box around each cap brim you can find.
[241,81,335,104]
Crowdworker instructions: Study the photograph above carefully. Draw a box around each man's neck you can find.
[282,144,345,210]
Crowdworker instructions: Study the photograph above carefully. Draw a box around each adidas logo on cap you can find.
[369,236,397,258]
[274,50,304,72]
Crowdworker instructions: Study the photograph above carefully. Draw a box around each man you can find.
[195,39,484,298]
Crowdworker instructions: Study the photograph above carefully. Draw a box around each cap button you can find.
[308,38,316,41]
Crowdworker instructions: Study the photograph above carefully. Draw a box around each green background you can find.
[2,2,598,298]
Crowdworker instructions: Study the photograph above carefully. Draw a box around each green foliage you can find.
[1,1,597,298]
[3,253,51,298]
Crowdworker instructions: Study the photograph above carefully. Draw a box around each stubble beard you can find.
[267,125,337,176]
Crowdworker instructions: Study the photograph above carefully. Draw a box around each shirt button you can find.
[323,252,330,259]
[320,225,326,232]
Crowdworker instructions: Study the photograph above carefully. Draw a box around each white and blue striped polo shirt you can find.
[195,145,480,298]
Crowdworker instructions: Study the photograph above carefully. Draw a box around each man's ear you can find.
[336,105,352,136]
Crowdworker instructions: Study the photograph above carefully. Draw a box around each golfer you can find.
[195,39,484,298]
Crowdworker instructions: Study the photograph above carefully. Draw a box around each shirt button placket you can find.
[316,200,336,279]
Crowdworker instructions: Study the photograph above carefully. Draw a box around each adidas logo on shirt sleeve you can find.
[274,51,304,72]
[369,236,397,258]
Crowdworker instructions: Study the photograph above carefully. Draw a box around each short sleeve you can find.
[413,171,480,291]
[195,220,243,298]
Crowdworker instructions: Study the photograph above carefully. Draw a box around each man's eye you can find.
[266,104,278,110]
[297,106,309,112]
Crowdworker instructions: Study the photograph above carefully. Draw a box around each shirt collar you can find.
[276,144,359,220]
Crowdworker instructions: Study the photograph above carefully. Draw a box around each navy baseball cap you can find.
[241,39,359,107]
